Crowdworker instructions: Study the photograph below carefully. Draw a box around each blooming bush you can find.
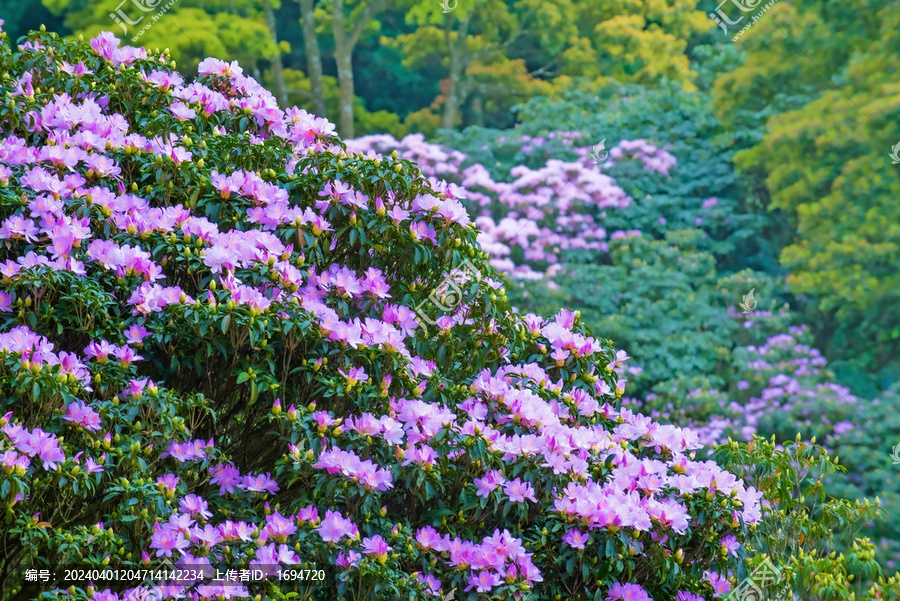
[642,309,900,574]
[0,28,765,601]
[347,131,670,283]
[342,131,751,400]
[714,436,900,600]
[634,319,858,450]
[434,81,777,275]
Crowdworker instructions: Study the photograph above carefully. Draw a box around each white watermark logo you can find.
[109,0,179,41]
[889,141,900,165]
[709,0,782,41]
[138,558,177,598]
[110,0,162,35]
[439,0,458,13]
[890,443,900,464]
[708,0,760,33]
[414,259,482,332]
[589,139,609,164]
[739,288,757,314]
[728,559,790,601]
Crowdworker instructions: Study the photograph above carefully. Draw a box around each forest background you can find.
[4,0,900,570]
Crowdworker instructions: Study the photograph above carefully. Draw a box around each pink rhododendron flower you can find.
[242,472,279,494]
[150,524,190,558]
[607,582,653,601]
[562,528,589,549]
[318,510,359,543]
[704,571,732,597]
[503,477,537,503]
[62,401,101,431]
[474,469,505,497]
[466,570,502,593]
[362,535,392,562]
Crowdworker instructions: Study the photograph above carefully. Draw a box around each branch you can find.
[347,0,386,50]
[470,20,522,62]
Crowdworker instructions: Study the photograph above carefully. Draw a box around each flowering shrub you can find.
[343,70,900,598]
[346,132,668,281]
[342,132,748,397]
[638,316,863,453]
[434,81,777,275]
[641,309,900,574]
[714,436,900,600]
[0,28,765,601]
[349,59,900,598]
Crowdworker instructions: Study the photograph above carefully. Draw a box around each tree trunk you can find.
[468,90,484,127]
[331,0,355,138]
[442,16,469,131]
[335,52,356,138]
[298,0,327,118]
[262,0,288,108]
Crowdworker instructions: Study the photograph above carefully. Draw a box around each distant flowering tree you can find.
[0,27,762,601]
[346,133,676,283]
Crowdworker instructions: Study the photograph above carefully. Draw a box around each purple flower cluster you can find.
[347,134,674,282]
[313,447,394,491]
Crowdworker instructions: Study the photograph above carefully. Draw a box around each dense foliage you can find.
[711,0,900,384]
[0,29,779,601]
